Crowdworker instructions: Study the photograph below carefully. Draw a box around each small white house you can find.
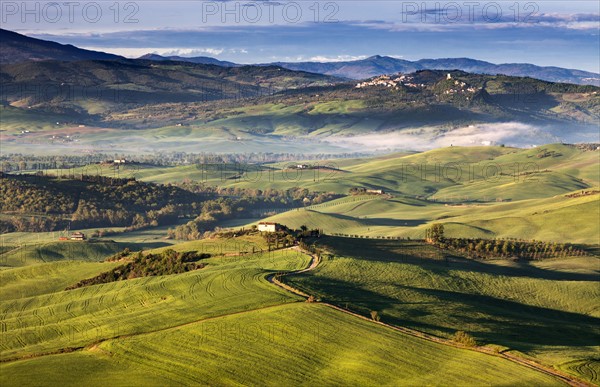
[257,222,280,232]
[366,189,384,195]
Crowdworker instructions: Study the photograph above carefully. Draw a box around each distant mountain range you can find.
[0,29,124,64]
[151,54,600,86]
[0,28,597,133]
[1,28,598,86]
[138,54,239,67]
[132,53,599,87]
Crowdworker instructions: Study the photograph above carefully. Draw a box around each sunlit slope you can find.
[286,238,600,382]
[268,192,599,243]
[0,261,120,300]
[0,241,126,268]
[14,144,598,243]
[34,144,598,200]
[0,249,309,360]
[1,303,562,387]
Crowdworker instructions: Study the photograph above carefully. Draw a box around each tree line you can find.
[0,173,210,232]
[425,223,586,259]
[66,249,210,290]
[1,173,342,234]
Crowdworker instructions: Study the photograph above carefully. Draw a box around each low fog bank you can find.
[322,122,600,152]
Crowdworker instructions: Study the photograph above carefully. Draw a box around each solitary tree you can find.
[370,311,381,322]
[426,223,445,243]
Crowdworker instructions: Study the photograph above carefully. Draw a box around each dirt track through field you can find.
[271,247,592,387]
[2,246,592,386]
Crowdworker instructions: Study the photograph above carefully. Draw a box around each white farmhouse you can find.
[257,222,281,232]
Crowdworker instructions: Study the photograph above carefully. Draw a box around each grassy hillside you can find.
[0,248,309,360]
[267,191,599,243]
[0,261,121,300]
[254,145,599,243]
[2,68,598,155]
[101,70,600,130]
[12,144,597,243]
[0,241,127,268]
[0,232,593,385]
[1,303,562,386]
[33,143,600,195]
[1,60,338,115]
[286,237,600,382]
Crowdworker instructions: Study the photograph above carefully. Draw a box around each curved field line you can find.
[270,247,591,387]
[204,274,217,298]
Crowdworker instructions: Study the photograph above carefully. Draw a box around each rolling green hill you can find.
[0,248,310,360]
[104,69,599,129]
[0,59,339,126]
[0,303,563,386]
[267,192,599,243]
[0,240,126,268]
[0,235,576,386]
[285,237,600,383]
[10,143,598,243]
[2,67,598,155]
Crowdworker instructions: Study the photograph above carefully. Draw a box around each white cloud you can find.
[161,48,225,57]
[79,47,227,58]
[307,55,369,62]
[350,12,600,32]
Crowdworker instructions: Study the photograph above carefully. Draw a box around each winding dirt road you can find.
[272,247,591,387]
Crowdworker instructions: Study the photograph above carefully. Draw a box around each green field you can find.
[1,303,563,386]
[0,247,309,360]
[1,143,598,385]
[265,192,599,243]
[0,233,585,385]
[286,237,600,383]
[0,240,128,268]
[14,143,598,244]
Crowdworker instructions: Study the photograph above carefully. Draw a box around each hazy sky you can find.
[2,1,599,71]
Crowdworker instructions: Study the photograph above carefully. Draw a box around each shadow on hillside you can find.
[291,275,600,351]
[318,237,600,282]
[401,284,600,349]
[323,212,428,227]
[122,241,173,250]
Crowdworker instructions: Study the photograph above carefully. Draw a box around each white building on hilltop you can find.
[257,222,281,232]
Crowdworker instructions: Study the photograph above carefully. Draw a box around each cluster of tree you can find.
[348,188,386,196]
[565,190,599,198]
[2,173,341,235]
[169,196,328,241]
[297,240,326,260]
[66,249,209,289]
[443,238,586,260]
[0,215,65,233]
[424,223,445,243]
[0,174,211,231]
[1,151,370,173]
[105,248,132,262]
[452,331,477,347]
[424,224,586,259]
[261,230,297,250]
[177,182,342,206]
[0,173,76,214]
[571,143,600,151]
[90,229,121,238]
[169,197,250,240]
[328,233,410,240]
